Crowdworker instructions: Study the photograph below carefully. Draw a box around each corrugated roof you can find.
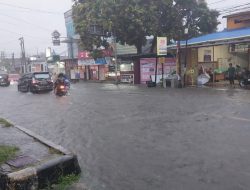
[181,27,250,46]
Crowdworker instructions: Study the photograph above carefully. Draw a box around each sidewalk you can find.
[0,120,81,190]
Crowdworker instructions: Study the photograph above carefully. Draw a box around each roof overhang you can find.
[168,36,250,49]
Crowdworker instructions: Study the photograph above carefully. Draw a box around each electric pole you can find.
[12,53,15,73]
[19,37,26,73]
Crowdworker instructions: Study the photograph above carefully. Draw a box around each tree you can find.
[72,0,219,54]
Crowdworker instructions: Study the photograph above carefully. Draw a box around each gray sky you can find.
[207,0,250,30]
[0,0,249,58]
[0,0,72,58]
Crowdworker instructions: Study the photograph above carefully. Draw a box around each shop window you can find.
[204,50,212,62]
[120,63,134,72]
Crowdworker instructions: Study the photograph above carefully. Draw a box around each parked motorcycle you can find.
[239,69,250,88]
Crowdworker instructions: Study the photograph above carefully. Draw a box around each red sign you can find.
[78,51,91,59]
[102,49,113,57]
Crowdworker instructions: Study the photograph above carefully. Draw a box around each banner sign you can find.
[95,58,106,65]
[157,37,167,56]
[78,59,95,65]
[78,51,91,59]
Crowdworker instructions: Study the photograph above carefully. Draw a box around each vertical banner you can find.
[157,37,167,56]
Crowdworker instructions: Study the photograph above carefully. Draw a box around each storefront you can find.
[140,57,176,84]
[63,58,79,80]
[120,61,134,84]
[78,57,110,81]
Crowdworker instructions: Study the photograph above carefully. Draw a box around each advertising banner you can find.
[140,58,176,84]
[78,51,91,59]
[157,37,167,56]
[140,58,156,84]
[78,59,95,66]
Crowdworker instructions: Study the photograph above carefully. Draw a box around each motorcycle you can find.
[55,84,67,96]
[239,70,250,88]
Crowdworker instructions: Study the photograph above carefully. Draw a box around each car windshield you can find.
[34,73,50,79]
[0,74,8,79]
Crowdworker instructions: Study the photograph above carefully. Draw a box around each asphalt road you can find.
[1,83,250,190]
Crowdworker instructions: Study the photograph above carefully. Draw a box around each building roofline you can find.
[222,11,250,18]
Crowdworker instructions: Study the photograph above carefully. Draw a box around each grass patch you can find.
[0,118,14,127]
[0,145,19,165]
[48,147,63,155]
[51,174,80,190]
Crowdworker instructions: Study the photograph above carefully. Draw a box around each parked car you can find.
[0,74,10,87]
[8,73,20,85]
[17,72,53,93]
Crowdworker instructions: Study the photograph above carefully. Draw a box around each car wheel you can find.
[239,80,245,88]
[27,86,31,93]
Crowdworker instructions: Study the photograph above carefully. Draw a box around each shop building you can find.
[170,11,250,86]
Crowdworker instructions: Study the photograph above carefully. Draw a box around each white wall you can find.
[198,45,248,70]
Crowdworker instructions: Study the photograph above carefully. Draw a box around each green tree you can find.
[72,0,219,54]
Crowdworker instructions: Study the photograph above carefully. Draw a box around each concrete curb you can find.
[0,123,81,190]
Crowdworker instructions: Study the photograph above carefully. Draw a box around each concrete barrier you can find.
[0,123,81,190]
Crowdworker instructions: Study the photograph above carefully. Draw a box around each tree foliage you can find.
[72,0,219,54]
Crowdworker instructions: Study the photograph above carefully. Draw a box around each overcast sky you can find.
[0,0,249,58]
[0,0,72,58]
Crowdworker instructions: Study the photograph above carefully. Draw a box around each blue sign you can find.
[95,58,106,65]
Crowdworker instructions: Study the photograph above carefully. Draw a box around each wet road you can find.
[1,83,250,190]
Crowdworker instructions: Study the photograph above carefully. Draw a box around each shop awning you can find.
[168,27,250,49]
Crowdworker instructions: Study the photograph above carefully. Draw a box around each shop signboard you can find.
[140,58,156,84]
[95,58,107,65]
[140,58,176,84]
[102,50,113,57]
[78,51,91,59]
[78,59,95,65]
[157,37,167,56]
[105,57,112,65]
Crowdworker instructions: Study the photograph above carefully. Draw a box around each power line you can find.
[220,7,250,15]
[0,27,49,41]
[208,0,227,5]
[0,1,63,15]
[0,12,53,32]
[217,3,250,12]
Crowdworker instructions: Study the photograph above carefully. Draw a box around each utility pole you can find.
[12,53,15,72]
[113,35,118,84]
[19,37,26,73]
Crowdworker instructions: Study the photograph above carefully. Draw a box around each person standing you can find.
[228,63,236,87]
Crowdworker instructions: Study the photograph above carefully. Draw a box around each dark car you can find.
[17,72,53,93]
[0,74,10,87]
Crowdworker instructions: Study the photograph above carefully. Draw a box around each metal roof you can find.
[186,27,250,45]
[169,27,250,49]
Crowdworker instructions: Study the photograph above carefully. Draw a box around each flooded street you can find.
[1,83,250,190]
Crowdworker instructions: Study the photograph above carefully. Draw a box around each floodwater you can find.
[1,83,250,190]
